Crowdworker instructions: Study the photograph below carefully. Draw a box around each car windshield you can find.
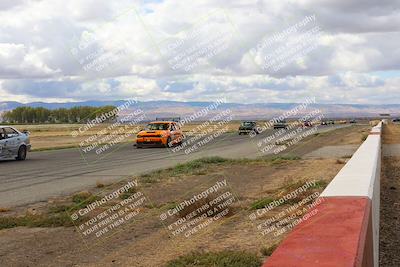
[242,122,255,126]
[146,123,170,130]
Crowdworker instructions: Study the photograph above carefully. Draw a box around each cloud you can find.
[0,0,27,10]
[0,0,399,104]
[0,43,60,78]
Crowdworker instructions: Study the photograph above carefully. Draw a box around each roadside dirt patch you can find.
[380,123,400,267]
[304,144,359,159]
[282,125,369,157]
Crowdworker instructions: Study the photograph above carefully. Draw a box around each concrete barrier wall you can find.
[263,122,382,267]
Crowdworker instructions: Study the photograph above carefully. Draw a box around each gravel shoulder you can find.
[380,123,400,267]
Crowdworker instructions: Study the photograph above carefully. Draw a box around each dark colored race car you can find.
[322,120,335,125]
[273,119,288,129]
[238,121,259,135]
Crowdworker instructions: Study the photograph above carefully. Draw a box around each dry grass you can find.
[383,123,400,144]
[369,120,381,126]
[95,181,105,188]
[0,207,11,213]
[335,126,371,145]
[336,159,346,164]
[260,243,279,256]
[250,178,328,210]
[165,250,262,267]
[25,123,140,151]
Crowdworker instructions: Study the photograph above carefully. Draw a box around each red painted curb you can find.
[262,197,373,267]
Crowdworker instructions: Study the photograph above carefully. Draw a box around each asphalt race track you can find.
[0,125,347,207]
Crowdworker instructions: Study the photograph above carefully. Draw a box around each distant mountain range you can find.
[0,100,399,120]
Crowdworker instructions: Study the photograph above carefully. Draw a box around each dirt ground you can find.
[0,125,369,267]
[380,123,400,267]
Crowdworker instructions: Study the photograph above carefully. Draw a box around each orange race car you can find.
[136,121,184,148]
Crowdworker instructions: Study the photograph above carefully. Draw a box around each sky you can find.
[0,0,399,104]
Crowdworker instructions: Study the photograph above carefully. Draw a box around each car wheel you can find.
[165,137,172,148]
[16,146,27,161]
[136,144,142,149]
[177,137,184,146]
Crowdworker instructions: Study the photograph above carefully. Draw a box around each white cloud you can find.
[0,43,60,78]
[0,0,399,104]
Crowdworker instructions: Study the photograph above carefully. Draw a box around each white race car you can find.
[0,126,31,161]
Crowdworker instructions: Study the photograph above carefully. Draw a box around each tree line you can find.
[2,106,117,123]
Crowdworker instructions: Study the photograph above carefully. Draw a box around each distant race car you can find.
[136,121,184,148]
[274,120,288,129]
[238,121,259,135]
[0,126,31,161]
[303,121,312,127]
[321,120,335,125]
[392,118,400,123]
[350,119,357,124]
